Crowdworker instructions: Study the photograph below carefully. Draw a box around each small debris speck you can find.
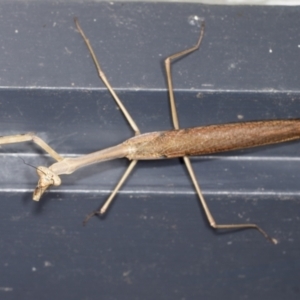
[188,15,203,27]
[123,270,131,277]
[44,261,52,267]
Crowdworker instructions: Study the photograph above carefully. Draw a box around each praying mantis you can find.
[1,18,299,244]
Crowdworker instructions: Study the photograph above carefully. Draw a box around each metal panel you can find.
[0,2,299,300]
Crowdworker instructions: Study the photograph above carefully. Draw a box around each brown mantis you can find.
[1,18,299,245]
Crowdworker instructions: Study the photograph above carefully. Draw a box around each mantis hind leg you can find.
[183,157,277,244]
[164,21,205,130]
[164,21,276,244]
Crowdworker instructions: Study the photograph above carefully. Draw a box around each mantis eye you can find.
[51,173,62,186]
[32,167,62,201]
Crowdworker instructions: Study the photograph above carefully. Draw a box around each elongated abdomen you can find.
[125,120,300,159]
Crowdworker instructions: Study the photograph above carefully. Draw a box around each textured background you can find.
[0,2,299,300]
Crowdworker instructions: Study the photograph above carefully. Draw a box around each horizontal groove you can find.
[0,86,299,94]
[1,153,300,162]
[191,156,300,161]
[0,188,299,198]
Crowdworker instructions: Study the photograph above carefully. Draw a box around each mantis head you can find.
[33,166,61,201]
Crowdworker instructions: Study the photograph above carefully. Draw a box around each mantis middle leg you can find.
[74,18,140,221]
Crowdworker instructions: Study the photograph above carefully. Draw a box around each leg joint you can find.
[210,222,216,229]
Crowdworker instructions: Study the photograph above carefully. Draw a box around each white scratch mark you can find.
[0,287,13,292]
[64,47,72,54]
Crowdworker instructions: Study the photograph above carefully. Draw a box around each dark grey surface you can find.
[0,2,300,300]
